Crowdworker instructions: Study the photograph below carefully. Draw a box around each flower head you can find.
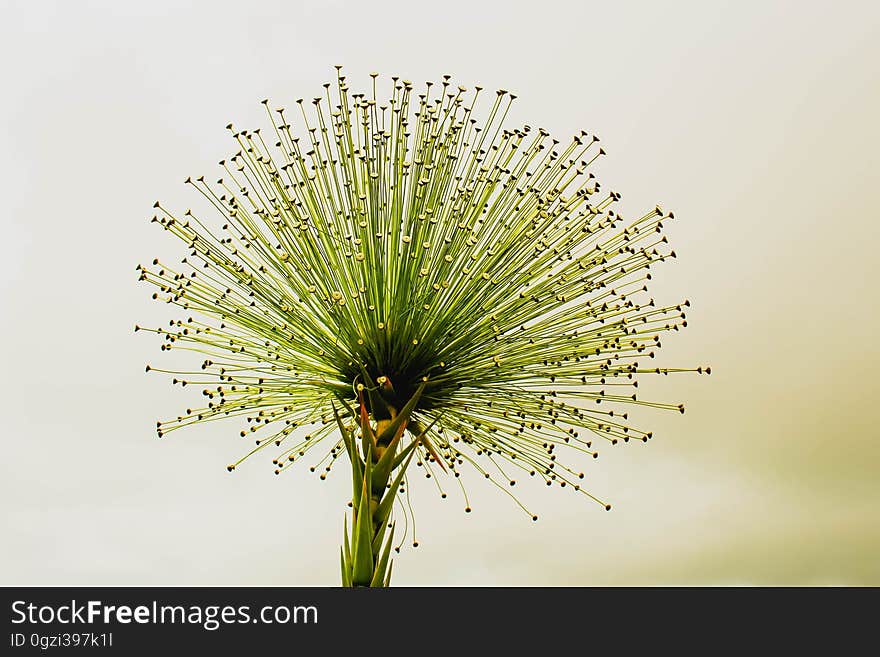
[137,69,707,525]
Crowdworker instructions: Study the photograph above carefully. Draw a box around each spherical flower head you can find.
[137,69,708,521]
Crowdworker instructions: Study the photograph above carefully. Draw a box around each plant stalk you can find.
[337,381,428,587]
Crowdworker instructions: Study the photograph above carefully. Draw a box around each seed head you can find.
[137,69,707,518]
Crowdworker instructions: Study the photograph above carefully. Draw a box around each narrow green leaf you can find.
[337,395,358,423]
[358,361,393,419]
[358,388,377,463]
[384,559,393,588]
[333,401,364,508]
[370,523,395,587]
[371,421,408,490]
[363,444,373,504]
[390,414,442,471]
[331,401,357,465]
[374,381,427,445]
[350,445,363,511]
[420,433,447,473]
[343,515,352,566]
[375,447,418,529]
[351,458,374,585]
[390,436,421,472]
[370,506,388,555]
[340,548,351,587]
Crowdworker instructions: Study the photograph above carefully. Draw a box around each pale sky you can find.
[1,0,878,585]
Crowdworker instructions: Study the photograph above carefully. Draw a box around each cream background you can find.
[1,0,878,585]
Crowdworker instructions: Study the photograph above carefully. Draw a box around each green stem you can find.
[347,416,398,587]
[337,386,426,587]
